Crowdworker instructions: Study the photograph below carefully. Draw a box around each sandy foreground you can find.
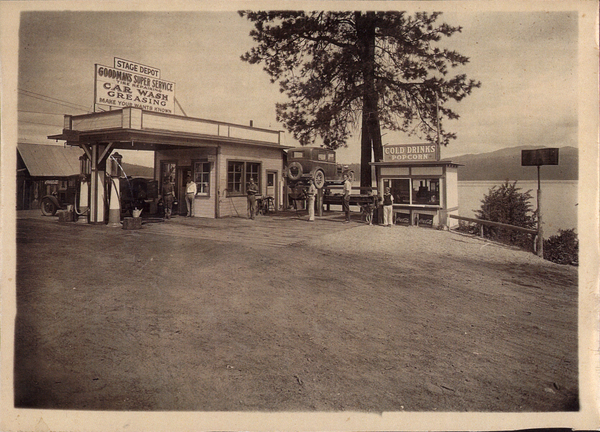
[12,210,578,413]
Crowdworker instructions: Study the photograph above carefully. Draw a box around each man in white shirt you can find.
[185,175,197,217]
[342,174,352,223]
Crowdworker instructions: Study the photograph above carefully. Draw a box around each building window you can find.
[228,161,261,195]
[246,163,260,185]
[193,161,211,196]
[385,178,440,206]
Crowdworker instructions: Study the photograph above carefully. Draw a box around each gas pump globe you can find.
[110,152,123,178]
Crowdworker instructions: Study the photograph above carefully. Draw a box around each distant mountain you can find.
[121,162,154,179]
[444,146,578,181]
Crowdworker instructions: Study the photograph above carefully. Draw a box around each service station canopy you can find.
[48,107,285,156]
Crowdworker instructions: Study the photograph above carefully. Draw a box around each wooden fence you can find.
[449,214,540,255]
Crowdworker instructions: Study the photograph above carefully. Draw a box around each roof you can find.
[18,143,82,177]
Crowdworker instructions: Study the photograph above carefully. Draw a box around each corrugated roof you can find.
[18,143,82,177]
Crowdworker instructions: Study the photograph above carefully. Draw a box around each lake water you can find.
[458,180,578,236]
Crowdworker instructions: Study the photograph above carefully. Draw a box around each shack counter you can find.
[371,144,461,228]
[49,107,288,222]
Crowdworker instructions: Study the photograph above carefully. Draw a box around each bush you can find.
[544,229,578,265]
[475,180,537,249]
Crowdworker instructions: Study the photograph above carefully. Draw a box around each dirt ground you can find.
[13,209,578,412]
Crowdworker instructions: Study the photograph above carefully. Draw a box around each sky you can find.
[14,6,582,166]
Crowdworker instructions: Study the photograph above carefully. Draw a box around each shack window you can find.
[194,161,211,196]
[385,178,440,206]
[412,179,440,205]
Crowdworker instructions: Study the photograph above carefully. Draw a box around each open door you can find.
[177,166,192,215]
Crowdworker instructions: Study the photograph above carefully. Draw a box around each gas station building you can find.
[50,107,287,223]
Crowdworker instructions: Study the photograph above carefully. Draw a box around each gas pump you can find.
[77,154,91,223]
[107,152,122,226]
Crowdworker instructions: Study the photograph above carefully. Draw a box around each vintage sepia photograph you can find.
[1,1,598,431]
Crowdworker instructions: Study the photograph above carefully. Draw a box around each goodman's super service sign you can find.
[383,144,439,162]
[94,59,175,113]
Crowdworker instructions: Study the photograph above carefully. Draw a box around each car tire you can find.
[313,169,325,189]
[41,198,57,216]
[287,161,303,181]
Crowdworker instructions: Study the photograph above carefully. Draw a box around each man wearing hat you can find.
[185,175,197,217]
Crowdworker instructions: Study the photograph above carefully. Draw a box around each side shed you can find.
[16,143,82,210]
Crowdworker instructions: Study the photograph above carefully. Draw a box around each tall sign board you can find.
[383,144,440,162]
[521,148,559,166]
[94,58,175,114]
[521,147,559,258]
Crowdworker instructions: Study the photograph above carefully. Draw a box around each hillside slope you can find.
[445,146,578,181]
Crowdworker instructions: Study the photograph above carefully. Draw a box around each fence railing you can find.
[449,214,540,255]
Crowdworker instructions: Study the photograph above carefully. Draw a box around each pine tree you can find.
[475,181,537,248]
[240,11,480,187]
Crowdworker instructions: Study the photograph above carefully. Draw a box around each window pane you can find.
[412,178,440,205]
[194,162,211,195]
[389,179,410,204]
[246,163,260,186]
[228,162,243,193]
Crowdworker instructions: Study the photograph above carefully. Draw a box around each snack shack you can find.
[371,143,461,228]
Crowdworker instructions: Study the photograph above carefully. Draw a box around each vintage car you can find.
[285,147,353,189]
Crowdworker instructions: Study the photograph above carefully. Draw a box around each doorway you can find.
[266,170,277,210]
[177,166,192,215]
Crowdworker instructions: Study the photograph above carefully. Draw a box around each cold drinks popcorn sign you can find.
[383,144,439,162]
[94,58,175,113]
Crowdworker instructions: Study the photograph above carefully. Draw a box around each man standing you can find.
[162,176,176,220]
[306,178,317,222]
[185,175,197,217]
[246,177,259,219]
[342,174,352,223]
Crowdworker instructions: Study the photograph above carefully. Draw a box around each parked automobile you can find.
[40,192,70,216]
[120,177,158,216]
[284,147,353,189]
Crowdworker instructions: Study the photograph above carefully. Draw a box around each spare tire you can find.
[41,197,58,216]
[287,161,303,181]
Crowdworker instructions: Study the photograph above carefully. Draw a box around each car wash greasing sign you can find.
[94,58,175,113]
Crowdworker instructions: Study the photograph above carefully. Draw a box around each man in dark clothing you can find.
[162,177,176,219]
[246,177,259,219]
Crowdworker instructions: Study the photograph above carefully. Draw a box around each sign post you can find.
[521,148,559,257]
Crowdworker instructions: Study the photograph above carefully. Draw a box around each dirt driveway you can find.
[13,210,578,412]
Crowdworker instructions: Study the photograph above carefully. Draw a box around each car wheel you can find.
[313,169,325,189]
[41,198,57,216]
[287,161,303,181]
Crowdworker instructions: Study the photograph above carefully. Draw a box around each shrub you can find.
[544,228,578,265]
[475,180,537,250]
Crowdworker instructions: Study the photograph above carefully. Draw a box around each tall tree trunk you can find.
[356,12,382,189]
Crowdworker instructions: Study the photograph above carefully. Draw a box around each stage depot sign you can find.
[383,144,439,162]
[94,60,175,114]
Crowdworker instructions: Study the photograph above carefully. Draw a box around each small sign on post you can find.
[521,148,560,258]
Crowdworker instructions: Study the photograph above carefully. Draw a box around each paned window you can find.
[228,162,244,194]
[385,178,440,206]
[194,161,211,196]
[228,161,261,195]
